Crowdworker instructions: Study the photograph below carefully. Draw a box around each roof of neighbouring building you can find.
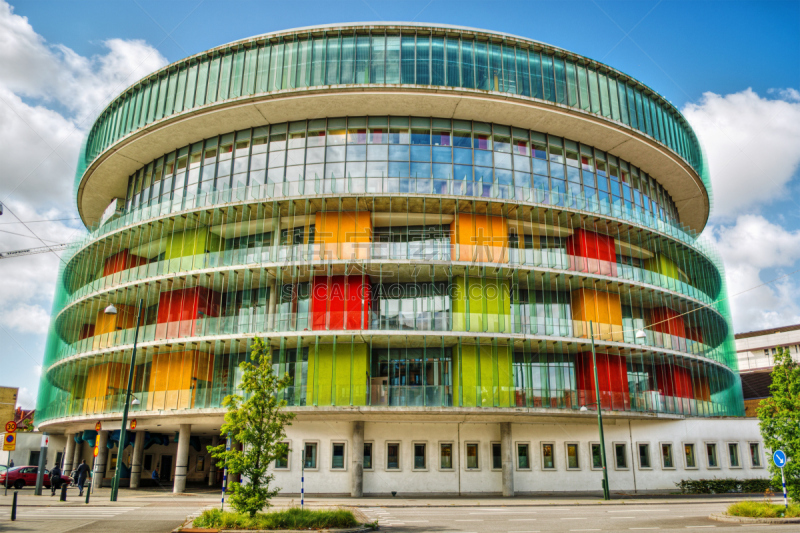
[735,323,800,340]
[740,369,772,400]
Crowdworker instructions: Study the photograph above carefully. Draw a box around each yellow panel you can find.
[571,288,623,342]
[94,304,136,336]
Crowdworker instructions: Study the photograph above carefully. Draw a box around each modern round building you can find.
[36,23,762,496]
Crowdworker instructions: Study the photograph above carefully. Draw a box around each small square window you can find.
[275,442,289,469]
[615,443,628,469]
[749,443,762,468]
[440,443,453,470]
[638,444,651,469]
[542,443,555,470]
[414,443,427,470]
[363,443,373,470]
[387,443,400,470]
[591,443,603,470]
[143,454,153,470]
[706,443,718,468]
[728,443,741,468]
[492,443,502,470]
[332,443,345,470]
[304,442,317,469]
[566,443,580,469]
[466,443,479,470]
[661,443,674,469]
[684,444,696,469]
[517,444,530,470]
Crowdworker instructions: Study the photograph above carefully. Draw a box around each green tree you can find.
[757,346,800,501]
[209,337,295,517]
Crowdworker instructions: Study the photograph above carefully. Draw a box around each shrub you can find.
[193,507,359,530]
[675,478,774,494]
[727,501,800,518]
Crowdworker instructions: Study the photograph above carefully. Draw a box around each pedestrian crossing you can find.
[0,506,138,520]
[362,507,406,528]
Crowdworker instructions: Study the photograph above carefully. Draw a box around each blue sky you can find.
[0,0,799,408]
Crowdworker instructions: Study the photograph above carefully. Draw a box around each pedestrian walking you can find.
[50,463,62,496]
[8,459,13,468]
[151,466,165,489]
[76,460,90,496]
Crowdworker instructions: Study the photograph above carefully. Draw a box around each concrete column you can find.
[129,431,146,489]
[501,422,514,497]
[173,424,191,493]
[351,421,364,497]
[72,436,82,471]
[208,435,219,486]
[93,430,109,491]
[63,433,76,473]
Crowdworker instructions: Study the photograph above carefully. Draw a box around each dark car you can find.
[0,465,72,490]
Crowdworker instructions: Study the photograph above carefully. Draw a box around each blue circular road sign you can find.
[773,450,787,468]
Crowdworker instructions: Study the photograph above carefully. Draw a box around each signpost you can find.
[4,421,14,496]
[773,450,788,510]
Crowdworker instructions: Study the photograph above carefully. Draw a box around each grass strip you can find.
[193,507,359,530]
[727,501,800,518]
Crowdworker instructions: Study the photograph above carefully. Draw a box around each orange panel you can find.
[315,211,372,260]
[82,362,126,413]
[450,213,508,263]
[147,350,215,410]
[94,304,137,336]
[571,288,623,342]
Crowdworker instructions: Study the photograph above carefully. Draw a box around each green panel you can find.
[452,275,510,333]
[644,253,680,280]
[164,227,222,261]
[306,343,367,406]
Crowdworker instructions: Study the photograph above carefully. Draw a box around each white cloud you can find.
[0,0,167,341]
[17,386,35,409]
[710,215,800,332]
[682,88,800,219]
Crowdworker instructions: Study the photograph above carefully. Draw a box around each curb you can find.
[709,512,800,524]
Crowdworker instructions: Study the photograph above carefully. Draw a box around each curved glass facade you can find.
[38,24,742,431]
[77,25,708,204]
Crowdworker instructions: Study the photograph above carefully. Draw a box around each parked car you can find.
[0,465,72,489]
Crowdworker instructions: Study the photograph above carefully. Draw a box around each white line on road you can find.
[630,528,660,530]
[685,527,716,529]
[455,519,483,521]
[569,529,601,532]
[509,518,537,521]
[562,517,588,520]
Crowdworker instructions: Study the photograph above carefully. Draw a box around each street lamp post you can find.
[589,321,610,501]
[107,298,144,502]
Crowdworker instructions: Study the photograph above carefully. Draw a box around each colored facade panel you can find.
[451,213,508,263]
[575,351,629,410]
[457,344,513,408]
[307,343,368,406]
[655,363,693,399]
[570,288,623,342]
[452,275,510,333]
[82,362,127,414]
[315,211,372,260]
[311,275,370,330]
[94,304,137,336]
[102,250,148,277]
[651,307,687,338]
[644,254,680,280]
[146,350,215,410]
[155,287,221,338]
[566,228,617,277]
[165,228,222,261]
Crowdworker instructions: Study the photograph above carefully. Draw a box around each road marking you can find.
[685,527,716,529]
[630,528,661,530]
[509,518,538,521]
[611,516,637,519]
[456,519,483,522]
[562,517,588,520]
[609,509,669,513]
[570,529,601,532]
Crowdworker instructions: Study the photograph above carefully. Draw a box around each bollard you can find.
[60,483,67,501]
[85,486,90,504]
[11,491,18,521]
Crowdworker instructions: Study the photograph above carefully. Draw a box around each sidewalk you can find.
[0,485,761,508]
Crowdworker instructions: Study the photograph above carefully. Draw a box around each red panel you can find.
[566,229,617,276]
[79,324,95,340]
[575,352,629,410]
[156,287,220,338]
[656,364,694,399]
[685,326,704,344]
[103,250,148,277]
[650,307,687,338]
[311,276,370,331]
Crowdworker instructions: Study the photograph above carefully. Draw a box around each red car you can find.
[0,465,72,490]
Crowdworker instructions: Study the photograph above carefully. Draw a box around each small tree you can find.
[757,346,800,501]
[209,337,295,517]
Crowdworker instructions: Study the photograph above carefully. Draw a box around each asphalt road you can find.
[360,503,790,532]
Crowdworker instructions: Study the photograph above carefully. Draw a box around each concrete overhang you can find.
[77,86,709,233]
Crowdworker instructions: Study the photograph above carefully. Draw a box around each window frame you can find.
[302,440,320,471]
[748,442,763,469]
[515,442,532,471]
[274,440,291,470]
[490,441,502,472]
[682,442,698,470]
[589,442,603,471]
[565,442,581,471]
[727,442,742,469]
[363,441,374,471]
[704,442,719,470]
[613,442,629,471]
[465,441,481,471]
[412,441,428,472]
[385,441,401,472]
[541,441,556,471]
[636,442,652,470]
[660,442,675,470]
[439,441,455,471]
[331,441,347,471]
